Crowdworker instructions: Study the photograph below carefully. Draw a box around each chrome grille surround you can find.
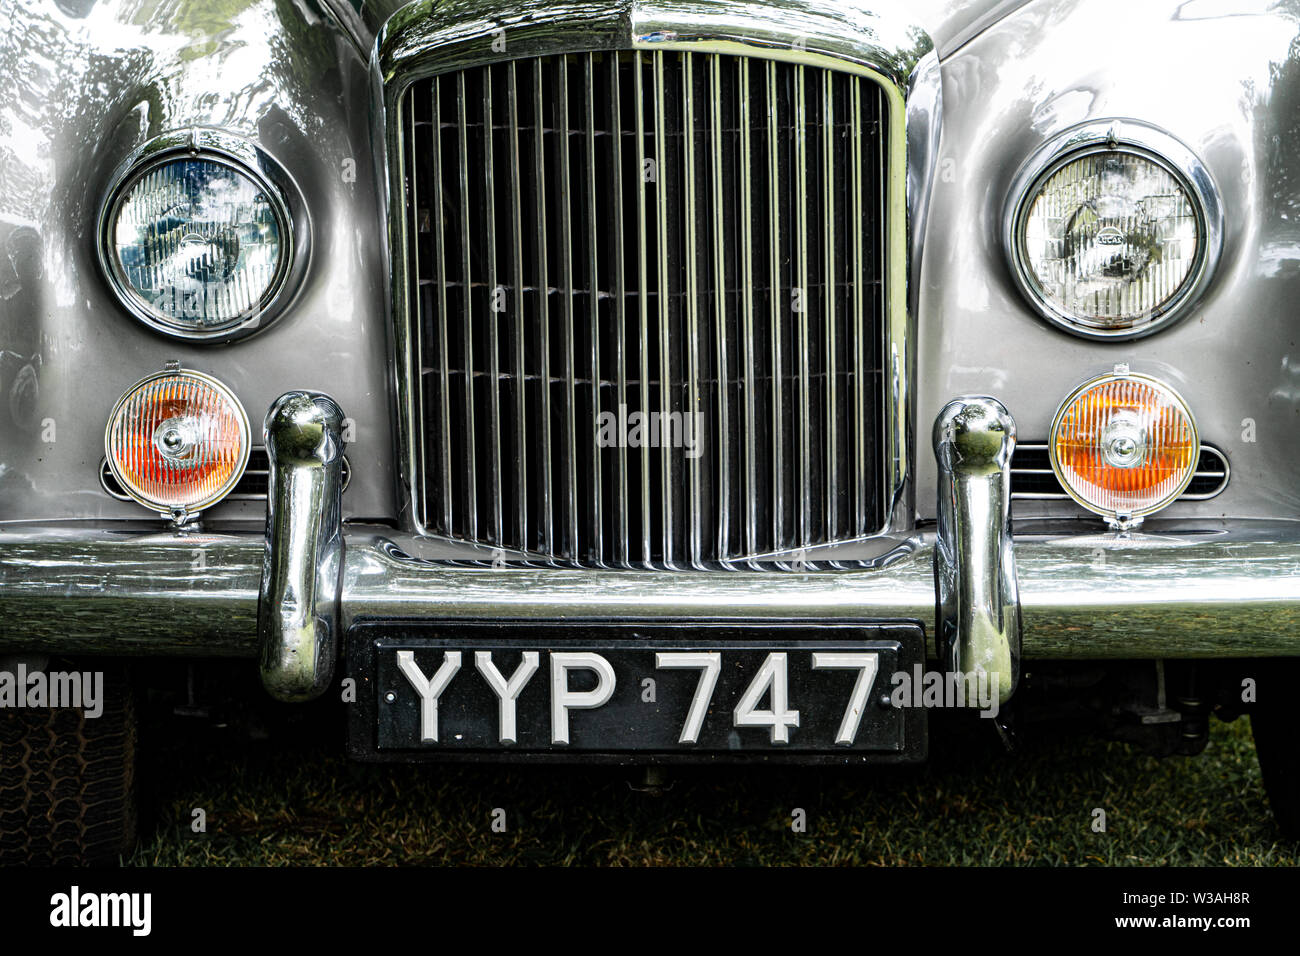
[381,1,918,570]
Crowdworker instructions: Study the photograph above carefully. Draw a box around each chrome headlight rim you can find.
[1047,368,1201,521]
[1003,121,1223,342]
[103,366,253,517]
[96,130,310,344]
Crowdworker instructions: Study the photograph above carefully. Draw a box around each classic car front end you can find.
[2,0,1299,865]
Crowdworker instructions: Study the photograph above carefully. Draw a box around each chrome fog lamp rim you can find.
[1003,121,1223,342]
[1047,369,1200,520]
[103,367,253,517]
[95,130,308,343]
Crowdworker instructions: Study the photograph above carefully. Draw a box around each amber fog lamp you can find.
[1049,368,1198,528]
[105,367,250,521]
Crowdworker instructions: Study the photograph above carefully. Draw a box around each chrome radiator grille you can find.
[401,50,888,568]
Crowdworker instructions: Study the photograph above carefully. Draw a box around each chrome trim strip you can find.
[904,50,941,321]
[258,392,347,702]
[933,397,1021,704]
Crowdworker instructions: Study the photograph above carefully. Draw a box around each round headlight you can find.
[1006,123,1221,339]
[105,368,250,520]
[99,141,297,340]
[1049,368,1198,527]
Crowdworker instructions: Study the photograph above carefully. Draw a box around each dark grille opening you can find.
[1010,443,1229,501]
[404,51,889,568]
[99,448,351,504]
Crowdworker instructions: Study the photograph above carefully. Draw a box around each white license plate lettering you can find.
[549,652,617,744]
[654,651,722,744]
[732,652,801,744]
[382,644,898,751]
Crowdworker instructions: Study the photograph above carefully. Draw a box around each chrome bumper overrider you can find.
[3,394,1300,701]
[934,397,1020,705]
[258,391,347,702]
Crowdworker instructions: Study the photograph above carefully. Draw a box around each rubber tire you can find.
[0,664,137,865]
[1251,661,1300,840]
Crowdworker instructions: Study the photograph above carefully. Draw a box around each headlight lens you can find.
[104,155,288,335]
[1007,124,1220,340]
[105,368,250,519]
[1050,369,1198,526]
[1022,151,1199,327]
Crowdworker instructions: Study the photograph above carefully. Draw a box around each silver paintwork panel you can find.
[3,0,1300,546]
[0,0,394,525]
[916,0,1300,524]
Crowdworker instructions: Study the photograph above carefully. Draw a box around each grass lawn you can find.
[125,694,1296,866]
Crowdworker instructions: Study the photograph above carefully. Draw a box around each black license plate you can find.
[346,621,926,763]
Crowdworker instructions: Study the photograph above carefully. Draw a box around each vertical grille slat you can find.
[851,76,867,537]
[482,66,503,546]
[738,56,758,558]
[507,61,528,547]
[793,64,812,552]
[822,69,839,543]
[634,51,652,567]
[709,53,731,563]
[557,58,580,558]
[653,52,676,567]
[766,58,785,557]
[877,81,889,522]
[682,52,703,568]
[609,52,630,567]
[532,58,554,555]
[417,85,453,535]
[455,72,477,539]
[407,50,887,569]
[583,53,604,566]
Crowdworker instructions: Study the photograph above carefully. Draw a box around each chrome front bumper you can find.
[3,394,1300,701]
[4,526,1299,650]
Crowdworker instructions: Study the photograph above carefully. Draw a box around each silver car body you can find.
[2,0,1299,672]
